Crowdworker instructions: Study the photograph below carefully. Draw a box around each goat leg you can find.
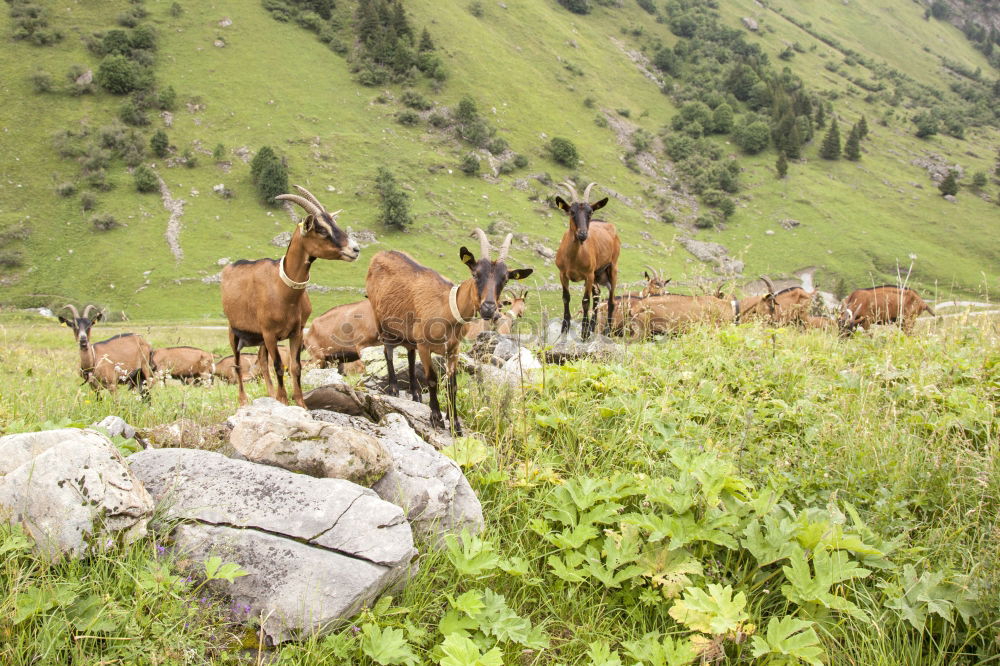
[581,278,595,340]
[288,331,305,408]
[229,329,249,406]
[560,276,572,335]
[407,348,421,403]
[384,345,399,397]
[418,345,444,429]
[446,349,462,435]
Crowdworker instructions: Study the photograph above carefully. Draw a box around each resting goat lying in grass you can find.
[58,305,153,398]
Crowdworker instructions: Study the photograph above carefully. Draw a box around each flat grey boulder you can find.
[312,411,483,542]
[302,367,345,389]
[93,415,137,440]
[227,398,389,486]
[543,333,624,365]
[128,448,416,644]
[0,429,154,560]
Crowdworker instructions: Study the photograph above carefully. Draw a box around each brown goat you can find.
[555,181,621,338]
[640,266,671,297]
[57,305,153,397]
[304,300,379,371]
[839,285,935,334]
[366,229,533,432]
[631,293,735,336]
[805,315,836,330]
[738,277,815,326]
[463,287,529,339]
[213,354,260,384]
[220,185,359,407]
[151,346,214,384]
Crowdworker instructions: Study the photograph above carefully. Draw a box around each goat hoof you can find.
[430,412,444,429]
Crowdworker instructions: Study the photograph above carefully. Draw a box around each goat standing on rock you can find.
[366,229,533,433]
[220,185,360,407]
[555,181,621,338]
[57,305,153,398]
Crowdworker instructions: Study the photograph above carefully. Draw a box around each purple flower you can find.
[155,544,167,556]
[351,625,361,634]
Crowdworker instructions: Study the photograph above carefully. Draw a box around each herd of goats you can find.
[56,182,936,432]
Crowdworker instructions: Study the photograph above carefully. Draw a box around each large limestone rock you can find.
[128,448,416,644]
[312,411,483,541]
[0,429,154,560]
[303,383,367,416]
[227,398,389,486]
[366,393,456,450]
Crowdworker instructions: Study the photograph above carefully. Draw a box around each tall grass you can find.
[1,312,998,663]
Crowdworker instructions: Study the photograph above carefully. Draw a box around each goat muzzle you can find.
[479,301,498,321]
[575,231,588,242]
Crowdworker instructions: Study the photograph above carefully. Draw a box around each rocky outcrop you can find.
[679,237,745,276]
[227,399,390,486]
[128,448,415,644]
[311,411,484,542]
[0,429,154,560]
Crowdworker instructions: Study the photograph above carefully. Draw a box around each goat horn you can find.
[582,182,597,203]
[559,180,579,202]
[643,265,660,279]
[496,233,513,263]
[761,275,776,295]
[276,194,323,220]
[82,304,99,319]
[472,228,491,259]
[62,304,80,319]
[292,185,326,212]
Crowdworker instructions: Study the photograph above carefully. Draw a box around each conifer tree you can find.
[938,169,959,197]
[857,115,869,139]
[820,118,841,160]
[814,102,826,129]
[844,125,862,161]
[776,151,788,179]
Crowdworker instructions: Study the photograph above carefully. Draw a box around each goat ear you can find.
[591,197,609,211]
[301,215,316,233]
[92,311,104,323]
[501,299,512,307]
[644,271,651,280]
[508,268,533,280]
[555,196,570,212]
[459,247,476,269]
[57,315,72,327]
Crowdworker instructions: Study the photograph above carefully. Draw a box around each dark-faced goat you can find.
[366,229,532,432]
[220,185,359,407]
[555,181,621,338]
[57,305,153,397]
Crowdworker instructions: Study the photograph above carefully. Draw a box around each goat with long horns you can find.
[554,180,621,338]
[220,184,360,407]
[366,228,533,433]
[57,304,154,397]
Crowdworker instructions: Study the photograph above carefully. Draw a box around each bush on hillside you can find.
[96,55,147,95]
[548,137,579,168]
[461,153,480,176]
[733,120,770,154]
[90,214,120,231]
[250,146,288,206]
[133,165,158,193]
[30,71,53,93]
[938,170,959,196]
[557,0,591,14]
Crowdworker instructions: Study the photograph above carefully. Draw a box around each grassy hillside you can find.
[0,0,998,321]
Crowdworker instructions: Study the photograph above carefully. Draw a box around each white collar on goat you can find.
[449,284,469,323]
[279,256,309,289]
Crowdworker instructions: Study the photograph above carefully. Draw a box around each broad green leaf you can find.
[444,530,500,577]
[437,633,503,666]
[750,616,825,666]
[66,594,120,633]
[439,609,478,638]
[476,589,549,649]
[585,640,623,666]
[781,548,870,619]
[0,524,33,556]
[638,545,703,599]
[451,590,486,618]
[583,533,643,589]
[547,522,599,550]
[882,563,981,631]
[668,584,749,635]
[741,516,802,566]
[204,556,248,583]
[441,437,490,468]
[622,631,697,666]
[360,623,419,666]
[14,584,76,625]
[548,552,589,583]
